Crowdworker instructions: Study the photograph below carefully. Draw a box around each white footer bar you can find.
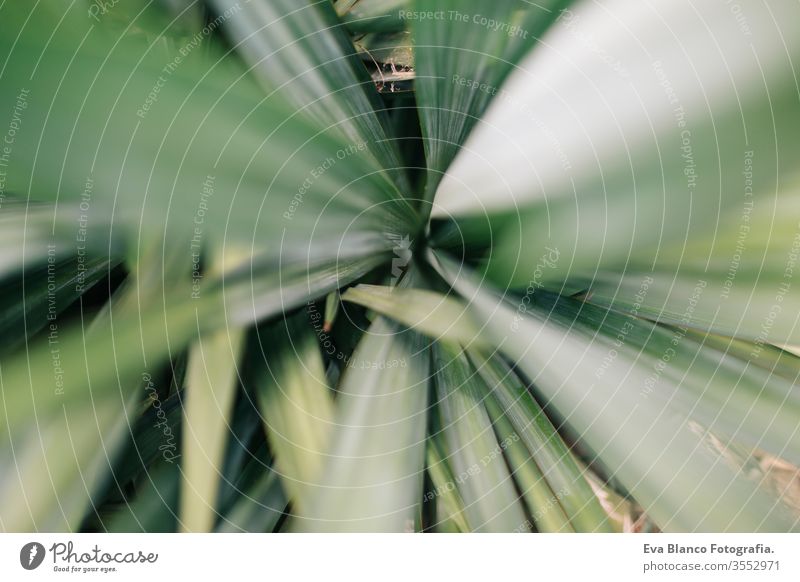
[1,533,797,581]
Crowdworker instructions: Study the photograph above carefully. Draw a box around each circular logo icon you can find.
[20,542,46,570]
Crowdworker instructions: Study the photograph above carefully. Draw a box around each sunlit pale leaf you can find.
[433,255,800,532]
[342,284,487,346]
[215,469,286,533]
[431,342,528,532]
[179,327,244,532]
[345,285,615,531]
[469,350,613,532]
[295,317,428,532]
[414,0,567,201]
[431,0,800,300]
[425,437,470,532]
[249,312,335,514]
[0,271,206,531]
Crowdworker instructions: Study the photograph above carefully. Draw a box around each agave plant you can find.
[1,0,798,533]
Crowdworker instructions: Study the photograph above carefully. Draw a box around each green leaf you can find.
[341,280,620,530]
[342,283,487,347]
[104,462,180,533]
[179,327,245,532]
[424,437,470,532]
[343,282,613,530]
[0,256,214,530]
[294,317,429,532]
[524,289,800,465]
[481,391,573,532]
[468,350,613,532]
[429,2,800,297]
[0,232,380,531]
[109,367,185,489]
[209,0,412,194]
[0,201,123,355]
[0,2,418,272]
[249,312,335,514]
[214,410,288,533]
[216,469,286,533]
[0,255,116,355]
[434,255,800,532]
[583,259,800,346]
[414,0,567,201]
[224,255,386,326]
[431,342,528,531]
